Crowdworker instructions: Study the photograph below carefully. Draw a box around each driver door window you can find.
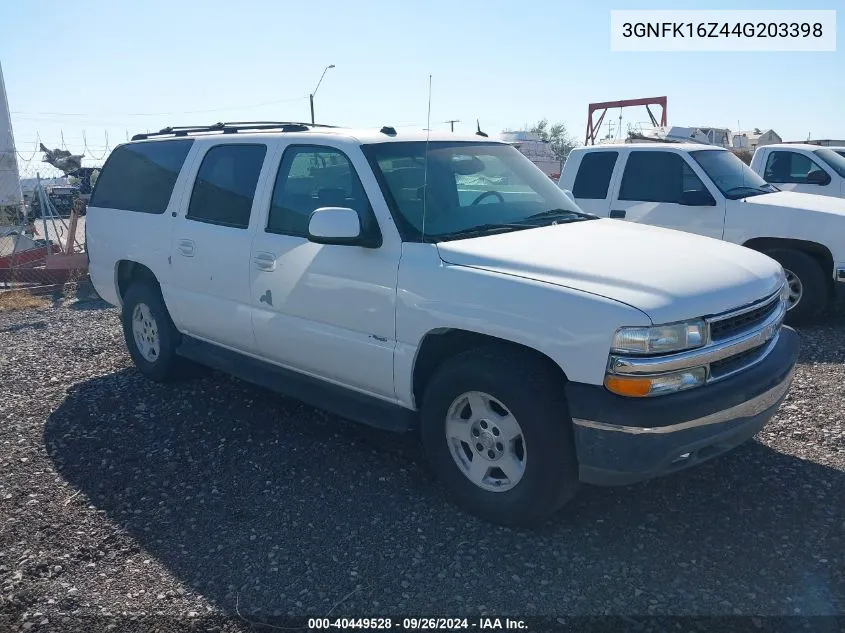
[266,146,375,236]
[612,151,724,239]
[764,151,828,185]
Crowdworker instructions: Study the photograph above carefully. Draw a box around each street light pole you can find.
[310,64,335,125]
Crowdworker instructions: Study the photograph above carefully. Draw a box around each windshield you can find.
[814,148,845,178]
[689,149,777,199]
[361,141,591,242]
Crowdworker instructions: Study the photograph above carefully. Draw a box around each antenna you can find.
[444,119,460,132]
[421,75,432,243]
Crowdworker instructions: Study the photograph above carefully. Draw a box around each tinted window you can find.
[764,151,827,184]
[267,146,373,236]
[572,151,618,199]
[187,144,267,229]
[619,151,707,203]
[89,139,193,213]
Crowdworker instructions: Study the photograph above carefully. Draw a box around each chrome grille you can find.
[709,291,781,342]
[709,340,773,380]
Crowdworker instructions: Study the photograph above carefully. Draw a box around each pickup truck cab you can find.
[560,143,845,324]
[86,123,798,525]
[750,143,845,199]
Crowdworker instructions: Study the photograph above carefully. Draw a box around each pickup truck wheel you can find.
[766,249,827,325]
[420,346,579,526]
[121,282,184,382]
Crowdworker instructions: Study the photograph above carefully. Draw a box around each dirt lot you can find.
[1,293,843,631]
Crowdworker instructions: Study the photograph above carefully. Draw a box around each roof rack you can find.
[130,121,338,141]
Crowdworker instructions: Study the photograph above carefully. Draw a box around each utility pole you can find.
[444,119,460,132]
[310,64,335,125]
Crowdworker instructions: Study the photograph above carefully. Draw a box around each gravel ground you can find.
[1,293,843,631]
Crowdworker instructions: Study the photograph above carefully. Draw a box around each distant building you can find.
[696,127,732,147]
[782,139,845,147]
[499,130,562,179]
[732,128,782,150]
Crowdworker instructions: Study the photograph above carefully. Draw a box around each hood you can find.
[744,190,845,216]
[436,220,784,324]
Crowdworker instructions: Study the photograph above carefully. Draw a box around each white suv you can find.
[86,122,798,525]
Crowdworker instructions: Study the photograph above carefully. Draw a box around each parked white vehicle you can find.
[750,143,845,199]
[560,143,845,324]
[86,123,798,525]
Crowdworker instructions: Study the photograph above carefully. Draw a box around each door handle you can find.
[177,238,195,257]
[253,251,276,272]
[609,209,626,219]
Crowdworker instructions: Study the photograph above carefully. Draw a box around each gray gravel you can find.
[1,292,843,630]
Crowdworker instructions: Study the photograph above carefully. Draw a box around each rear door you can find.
[608,150,726,240]
[565,150,620,217]
[762,149,838,197]
[169,141,272,353]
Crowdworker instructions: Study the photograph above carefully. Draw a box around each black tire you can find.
[121,281,185,382]
[420,345,579,526]
[766,249,828,326]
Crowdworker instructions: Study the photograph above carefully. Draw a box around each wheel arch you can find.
[115,260,161,306]
[743,237,834,293]
[411,328,569,409]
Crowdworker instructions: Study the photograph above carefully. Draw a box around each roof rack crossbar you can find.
[131,121,338,141]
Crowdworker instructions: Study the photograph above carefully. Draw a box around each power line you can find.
[10,94,309,118]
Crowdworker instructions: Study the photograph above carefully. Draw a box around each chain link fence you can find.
[1,135,108,292]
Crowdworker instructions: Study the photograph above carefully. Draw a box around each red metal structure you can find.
[586,96,667,145]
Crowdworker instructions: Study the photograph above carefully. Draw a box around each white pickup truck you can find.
[86,123,798,525]
[750,143,845,199]
[560,143,845,324]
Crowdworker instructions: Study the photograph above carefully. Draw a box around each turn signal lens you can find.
[604,367,707,398]
[604,375,653,397]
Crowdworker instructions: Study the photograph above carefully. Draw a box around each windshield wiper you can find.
[724,185,773,198]
[433,223,530,241]
[523,208,596,222]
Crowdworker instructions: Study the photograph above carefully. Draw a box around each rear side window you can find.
[187,144,267,229]
[89,139,193,213]
[572,152,618,199]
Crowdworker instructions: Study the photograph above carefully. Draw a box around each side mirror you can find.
[308,207,373,247]
[679,189,716,206]
[806,170,831,186]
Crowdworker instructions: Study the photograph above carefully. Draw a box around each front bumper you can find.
[567,326,800,486]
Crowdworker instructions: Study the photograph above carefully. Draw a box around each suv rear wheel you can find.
[420,346,579,526]
[121,282,184,382]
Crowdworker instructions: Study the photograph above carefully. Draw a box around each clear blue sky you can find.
[1,0,842,160]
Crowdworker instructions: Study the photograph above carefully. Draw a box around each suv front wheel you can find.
[420,346,579,526]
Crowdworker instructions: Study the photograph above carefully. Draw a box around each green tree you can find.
[529,119,577,161]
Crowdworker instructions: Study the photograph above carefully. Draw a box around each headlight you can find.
[611,319,706,355]
[604,367,707,398]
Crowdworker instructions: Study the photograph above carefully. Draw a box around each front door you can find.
[762,149,839,197]
[169,142,270,353]
[249,143,400,400]
[609,150,726,240]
